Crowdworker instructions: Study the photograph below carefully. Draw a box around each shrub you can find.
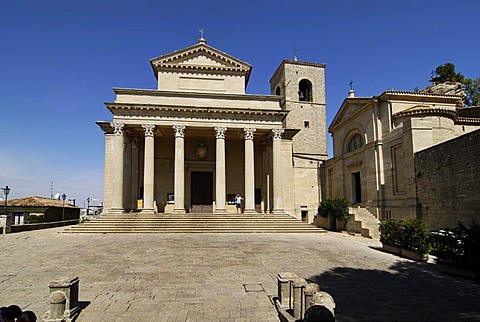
[379,219,403,248]
[430,222,480,274]
[317,197,350,229]
[380,219,430,255]
[28,214,46,224]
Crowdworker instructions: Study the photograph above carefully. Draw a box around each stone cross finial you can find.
[199,28,204,39]
[292,47,299,61]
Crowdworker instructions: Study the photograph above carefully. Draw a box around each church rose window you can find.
[348,134,364,152]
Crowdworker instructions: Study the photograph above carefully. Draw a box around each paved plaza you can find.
[1,227,479,321]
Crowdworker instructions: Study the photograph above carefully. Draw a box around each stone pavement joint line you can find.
[1,227,480,321]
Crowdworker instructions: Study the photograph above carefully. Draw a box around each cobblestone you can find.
[1,228,479,321]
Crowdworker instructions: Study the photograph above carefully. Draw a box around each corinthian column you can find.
[141,124,155,214]
[110,122,125,213]
[272,128,285,214]
[173,125,186,214]
[243,128,257,214]
[214,127,227,213]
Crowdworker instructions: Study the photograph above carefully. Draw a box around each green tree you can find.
[430,62,464,83]
[464,77,480,106]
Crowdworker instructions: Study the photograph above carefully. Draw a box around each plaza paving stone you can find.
[1,227,479,321]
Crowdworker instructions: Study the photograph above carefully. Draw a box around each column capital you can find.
[214,126,227,139]
[272,128,284,140]
[142,124,156,137]
[110,122,124,135]
[243,128,256,140]
[173,125,186,138]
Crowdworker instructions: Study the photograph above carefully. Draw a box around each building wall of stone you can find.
[282,63,327,157]
[157,71,246,94]
[415,129,480,230]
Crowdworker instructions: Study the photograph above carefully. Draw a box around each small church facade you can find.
[98,38,327,222]
[325,86,480,226]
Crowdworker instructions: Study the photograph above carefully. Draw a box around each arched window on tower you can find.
[348,134,364,152]
[298,79,312,102]
[275,86,281,96]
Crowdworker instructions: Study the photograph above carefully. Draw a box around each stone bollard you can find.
[304,291,336,322]
[276,272,297,309]
[43,277,81,322]
[304,282,321,311]
[292,277,307,320]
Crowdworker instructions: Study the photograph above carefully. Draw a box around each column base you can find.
[140,208,155,215]
[214,208,228,214]
[243,209,257,214]
[172,209,186,214]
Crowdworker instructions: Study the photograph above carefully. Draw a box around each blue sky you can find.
[1,0,479,207]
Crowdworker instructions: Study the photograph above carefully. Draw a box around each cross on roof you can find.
[349,80,354,90]
[292,46,299,61]
[199,28,205,39]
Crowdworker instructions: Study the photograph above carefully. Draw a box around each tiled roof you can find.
[6,196,78,208]
[382,90,462,98]
[393,104,458,119]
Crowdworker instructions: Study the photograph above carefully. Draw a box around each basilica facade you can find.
[98,38,327,222]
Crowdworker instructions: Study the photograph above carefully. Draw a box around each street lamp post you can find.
[3,185,10,217]
[62,193,66,221]
[1,186,10,235]
[87,197,91,217]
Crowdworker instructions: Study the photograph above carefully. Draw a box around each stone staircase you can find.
[346,207,380,239]
[63,213,326,234]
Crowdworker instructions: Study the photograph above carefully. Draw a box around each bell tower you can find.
[269,58,327,222]
[270,59,327,162]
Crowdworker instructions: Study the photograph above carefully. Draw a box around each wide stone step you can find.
[63,213,325,234]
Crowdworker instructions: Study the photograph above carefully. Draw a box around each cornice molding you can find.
[112,88,281,102]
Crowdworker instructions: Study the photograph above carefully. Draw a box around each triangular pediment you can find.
[329,98,371,132]
[150,41,252,74]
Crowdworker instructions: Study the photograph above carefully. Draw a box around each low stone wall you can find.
[415,129,480,230]
[10,220,79,233]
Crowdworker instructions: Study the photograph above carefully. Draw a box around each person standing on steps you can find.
[235,194,243,214]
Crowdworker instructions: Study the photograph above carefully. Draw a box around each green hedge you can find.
[430,222,480,275]
[28,214,46,224]
[317,197,350,229]
[380,219,430,255]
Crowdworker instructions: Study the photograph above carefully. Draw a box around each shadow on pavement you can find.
[307,260,480,321]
